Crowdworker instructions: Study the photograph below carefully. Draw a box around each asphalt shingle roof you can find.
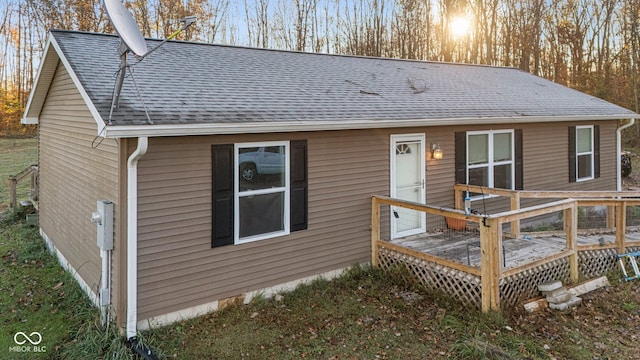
[50,29,638,126]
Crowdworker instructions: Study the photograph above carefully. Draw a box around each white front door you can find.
[390,134,426,239]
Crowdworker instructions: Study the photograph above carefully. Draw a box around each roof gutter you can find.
[101,114,640,139]
[617,119,635,191]
[126,137,148,339]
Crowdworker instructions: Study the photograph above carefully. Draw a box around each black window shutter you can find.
[593,125,600,178]
[568,126,576,183]
[514,129,524,190]
[212,144,234,247]
[290,140,308,231]
[455,132,467,184]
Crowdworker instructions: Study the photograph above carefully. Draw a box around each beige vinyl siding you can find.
[523,122,616,191]
[136,121,618,320]
[425,127,456,207]
[425,122,618,211]
[518,121,617,210]
[136,130,388,320]
[405,122,619,219]
[38,62,120,301]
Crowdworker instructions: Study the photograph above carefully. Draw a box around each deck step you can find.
[538,280,563,293]
[538,281,582,311]
[525,277,609,313]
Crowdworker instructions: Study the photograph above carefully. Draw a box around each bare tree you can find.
[200,0,230,43]
[459,0,501,65]
[391,0,432,60]
[340,0,389,57]
[131,0,152,36]
[244,0,270,47]
[622,0,640,112]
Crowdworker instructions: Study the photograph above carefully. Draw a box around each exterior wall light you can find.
[432,144,443,160]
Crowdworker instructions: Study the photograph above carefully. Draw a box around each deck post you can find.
[30,167,36,196]
[510,192,520,238]
[454,186,463,210]
[606,205,615,230]
[490,219,502,311]
[8,176,17,211]
[565,202,579,282]
[616,201,627,253]
[480,217,500,312]
[371,196,380,267]
[32,166,39,209]
[7,165,38,211]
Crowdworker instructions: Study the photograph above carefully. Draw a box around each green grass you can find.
[0,137,37,212]
[2,213,640,359]
[0,213,92,359]
[0,214,166,360]
[143,266,547,359]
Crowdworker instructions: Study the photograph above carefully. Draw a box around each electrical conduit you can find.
[100,248,111,325]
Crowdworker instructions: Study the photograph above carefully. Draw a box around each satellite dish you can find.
[104,0,195,124]
[104,0,147,57]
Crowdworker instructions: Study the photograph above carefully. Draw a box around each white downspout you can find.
[126,137,148,339]
[617,119,635,191]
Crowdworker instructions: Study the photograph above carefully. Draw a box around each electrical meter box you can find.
[91,200,114,250]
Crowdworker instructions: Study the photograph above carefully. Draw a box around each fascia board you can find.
[102,114,639,138]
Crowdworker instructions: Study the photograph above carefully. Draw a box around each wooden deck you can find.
[390,228,640,270]
[373,192,640,312]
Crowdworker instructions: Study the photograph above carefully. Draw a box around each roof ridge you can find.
[50,29,521,71]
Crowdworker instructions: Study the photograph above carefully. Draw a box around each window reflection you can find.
[235,142,289,243]
[466,130,514,191]
[238,146,286,191]
[576,126,593,180]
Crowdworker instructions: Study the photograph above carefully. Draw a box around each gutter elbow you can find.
[128,137,149,169]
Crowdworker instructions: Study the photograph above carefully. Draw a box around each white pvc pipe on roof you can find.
[126,137,148,339]
[617,119,635,192]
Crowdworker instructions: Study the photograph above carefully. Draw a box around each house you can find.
[22,30,640,338]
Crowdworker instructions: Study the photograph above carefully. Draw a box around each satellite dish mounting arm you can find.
[109,42,130,122]
[111,42,129,111]
[137,16,197,61]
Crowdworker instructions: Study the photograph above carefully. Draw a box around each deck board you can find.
[390,229,639,269]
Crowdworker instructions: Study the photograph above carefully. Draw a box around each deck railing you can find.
[372,191,640,313]
[8,164,38,211]
[453,184,640,238]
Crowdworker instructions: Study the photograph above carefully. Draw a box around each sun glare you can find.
[450,16,471,38]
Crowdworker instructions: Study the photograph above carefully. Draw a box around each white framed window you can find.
[576,125,594,181]
[234,141,290,244]
[467,130,514,191]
